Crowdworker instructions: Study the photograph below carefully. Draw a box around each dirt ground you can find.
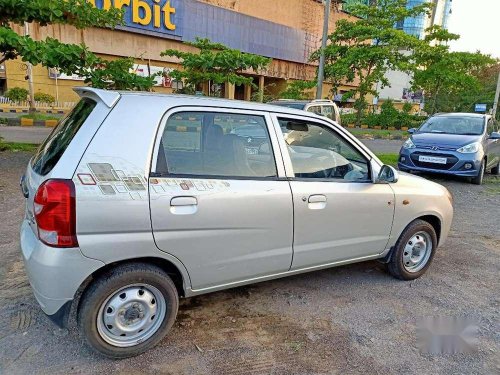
[0,151,499,375]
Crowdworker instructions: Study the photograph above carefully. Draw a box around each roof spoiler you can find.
[73,87,120,108]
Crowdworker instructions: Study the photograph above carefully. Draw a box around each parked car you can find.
[270,99,342,125]
[20,88,453,358]
[398,113,500,184]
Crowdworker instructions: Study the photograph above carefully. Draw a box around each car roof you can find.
[432,112,488,119]
[75,87,323,118]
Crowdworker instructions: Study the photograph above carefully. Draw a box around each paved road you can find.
[0,126,51,144]
[0,151,498,374]
[1,126,405,154]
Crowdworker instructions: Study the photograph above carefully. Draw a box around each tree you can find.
[279,80,316,100]
[0,0,156,91]
[161,38,271,97]
[312,0,431,126]
[412,27,496,114]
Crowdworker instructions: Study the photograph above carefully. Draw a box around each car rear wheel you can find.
[471,160,485,185]
[388,219,437,280]
[78,263,178,358]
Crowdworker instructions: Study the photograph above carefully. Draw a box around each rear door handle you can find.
[170,196,197,206]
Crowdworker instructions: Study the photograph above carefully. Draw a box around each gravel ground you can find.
[0,151,499,375]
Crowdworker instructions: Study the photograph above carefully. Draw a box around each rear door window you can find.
[156,111,277,178]
[31,98,97,175]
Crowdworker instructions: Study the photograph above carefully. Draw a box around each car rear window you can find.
[31,98,97,175]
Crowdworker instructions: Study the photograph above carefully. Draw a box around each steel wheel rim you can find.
[402,231,433,273]
[97,284,166,347]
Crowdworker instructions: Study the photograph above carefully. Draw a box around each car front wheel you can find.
[388,219,438,280]
[471,160,485,185]
[78,263,179,358]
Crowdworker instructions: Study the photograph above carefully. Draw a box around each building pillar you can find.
[258,76,265,102]
[224,82,235,99]
[244,84,252,101]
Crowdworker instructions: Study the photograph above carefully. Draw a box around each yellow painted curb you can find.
[45,119,58,127]
[361,125,368,129]
[388,127,396,131]
[20,118,34,126]
[401,127,409,131]
[374,126,382,130]
[347,124,355,128]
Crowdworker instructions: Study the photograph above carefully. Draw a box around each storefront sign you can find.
[89,0,182,38]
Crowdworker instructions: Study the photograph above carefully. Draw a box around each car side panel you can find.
[73,96,193,292]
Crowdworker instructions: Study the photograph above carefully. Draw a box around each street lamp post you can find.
[316,0,331,99]
[493,70,500,121]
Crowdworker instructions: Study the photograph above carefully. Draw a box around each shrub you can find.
[340,113,358,125]
[402,102,413,114]
[364,113,380,128]
[4,87,29,102]
[378,100,399,129]
[34,92,55,104]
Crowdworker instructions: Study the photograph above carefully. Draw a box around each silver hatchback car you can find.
[20,88,453,358]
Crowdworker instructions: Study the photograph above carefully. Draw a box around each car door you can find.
[149,108,293,291]
[486,118,500,168]
[270,113,395,269]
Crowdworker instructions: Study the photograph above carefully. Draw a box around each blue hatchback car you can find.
[398,113,500,184]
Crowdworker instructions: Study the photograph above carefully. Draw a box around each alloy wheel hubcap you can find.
[402,231,432,273]
[97,284,166,347]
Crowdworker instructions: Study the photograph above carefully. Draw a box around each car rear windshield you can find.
[31,98,97,175]
[418,116,485,135]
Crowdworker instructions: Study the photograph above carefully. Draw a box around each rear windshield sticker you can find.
[77,173,96,185]
[115,184,128,193]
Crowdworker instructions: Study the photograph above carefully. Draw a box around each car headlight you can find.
[457,142,480,154]
[403,138,415,149]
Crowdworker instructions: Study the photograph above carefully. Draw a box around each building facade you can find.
[378,0,452,104]
[395,0,452,39]
[2,0,360,104]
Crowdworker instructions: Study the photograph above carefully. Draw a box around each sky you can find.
[447,0,500,58]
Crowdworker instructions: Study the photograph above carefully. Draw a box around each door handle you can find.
[307,194,327,210]
[170,196,197,207]
[308,195,327,203]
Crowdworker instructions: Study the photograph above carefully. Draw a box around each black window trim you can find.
[153,109,280,181]
[276,116,373,184]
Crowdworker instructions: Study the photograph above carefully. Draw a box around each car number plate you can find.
[419,155,447,164]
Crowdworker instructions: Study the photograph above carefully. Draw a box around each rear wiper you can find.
[457,133,479,136]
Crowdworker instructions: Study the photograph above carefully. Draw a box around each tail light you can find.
[33,179,78,248]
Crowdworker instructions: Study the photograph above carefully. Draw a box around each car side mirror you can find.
[488,131,500,140]
[408,128,416,134]
[376,165,399,184]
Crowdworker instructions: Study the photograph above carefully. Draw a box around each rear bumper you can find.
[20,220,104,326]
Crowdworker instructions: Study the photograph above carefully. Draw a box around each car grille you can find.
[417,145,457,152]
[410,152,459,170]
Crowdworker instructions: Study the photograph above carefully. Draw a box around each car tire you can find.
[78,263,179,358]
[491,161,500,175]
[471,160,485,185]
[387,219,438,281]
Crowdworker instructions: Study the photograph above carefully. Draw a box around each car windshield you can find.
[418,116,484,135]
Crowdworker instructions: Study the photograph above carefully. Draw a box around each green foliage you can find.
[5,86,28,101]
[279,80,316,100]
[312,0,431,126]
[412,27,495,114]
[378,99,399,128]
[340,113,357,125]
[376,153,399,167]
[20,113,58,121]
[402,102,413,114]
[0,0,155,91]
[34,92,55,103]
[161,38,271,94]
